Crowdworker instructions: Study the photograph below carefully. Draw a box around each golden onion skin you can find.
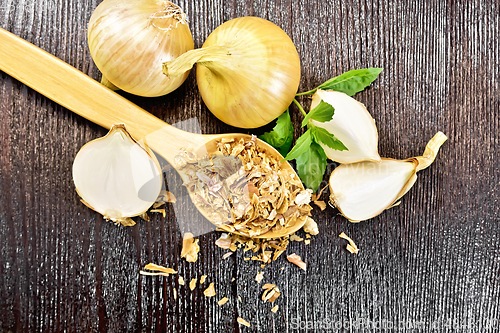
[88,0,194,97]
[196,17,301,128]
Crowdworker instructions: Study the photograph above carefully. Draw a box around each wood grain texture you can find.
[0,0,499,332]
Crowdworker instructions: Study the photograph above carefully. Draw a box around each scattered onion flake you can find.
[339,232,359,254]
[215,233,291,263]
[150,209,166,217]
[203,283,216,297]
[222,252,233,259]
[140,263,177,276]
[200,275,207,284]
[237,317,251,328]
[181,233,200,263]
[289,234,304,242]
[158,190,177,203]
[287,253,306,271]
[140,271,171,277]
[255,272,264,284]
[313,200,327,211]
[217,297,229,306]
[178,276,185,285]
[271,305,279,313]
[144,263,177,273]
[312,186,327,211]
[215,234,232,249]
[311,184,328,201]
[262,284,281,303]
[189,278,197,291]
[303,217,319,235]
[152,202,165,209]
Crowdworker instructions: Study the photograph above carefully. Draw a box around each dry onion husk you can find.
[163,16,301,128]
[87,0,194,97]
[72,124,163,224]
[329,132,447,222]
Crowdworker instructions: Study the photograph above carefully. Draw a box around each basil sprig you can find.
[259,109,294,157]
[296,67,384,97]
[301,100,335,127]
[284,124,346,191]
[259,68,383,191]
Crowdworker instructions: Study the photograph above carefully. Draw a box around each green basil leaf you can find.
[301,100,335,127]
[318,67,383,96]
[259,110,294,156]
[284,129,313,161]
[312,126,348,151]
[295,142,328,191]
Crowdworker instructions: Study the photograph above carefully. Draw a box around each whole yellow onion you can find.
[87,0,194,97]
[163,17,301,128]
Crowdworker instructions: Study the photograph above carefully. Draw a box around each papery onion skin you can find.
[88,0,194,97]
[72,124,163,223]
[164,17,301,128]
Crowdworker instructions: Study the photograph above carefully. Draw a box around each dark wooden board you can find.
[1,0,499,332]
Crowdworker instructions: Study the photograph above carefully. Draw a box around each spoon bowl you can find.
[0,27,307,238]
[183,132,308,238]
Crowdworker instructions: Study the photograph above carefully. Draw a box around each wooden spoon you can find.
[0,28,307,238]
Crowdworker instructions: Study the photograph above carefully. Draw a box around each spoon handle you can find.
[0,28,309,238]
[0,27,196,162]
